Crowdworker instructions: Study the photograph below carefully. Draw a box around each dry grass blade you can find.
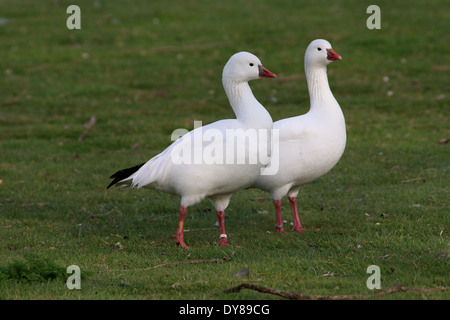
[78,116,97,141]
[400,177,426,183]
[122,257,230,272]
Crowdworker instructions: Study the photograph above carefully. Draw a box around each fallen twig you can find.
[400,177,426,184]
[224,283,449,300]
[123,257,230,272]
[184,227,216,232]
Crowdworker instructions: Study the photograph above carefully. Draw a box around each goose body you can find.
[108,52,276,248]
[252,39,346,232]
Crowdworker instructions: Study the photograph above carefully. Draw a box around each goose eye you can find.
[317,48,322,51]
[249,63,254,67]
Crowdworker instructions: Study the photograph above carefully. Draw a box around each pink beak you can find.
[326,48,342,61]
[258,65,277,78]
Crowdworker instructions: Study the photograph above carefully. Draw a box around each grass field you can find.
[0,0,448,300]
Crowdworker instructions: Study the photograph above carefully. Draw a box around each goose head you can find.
[222,51,276,83]
[305,39,342,69]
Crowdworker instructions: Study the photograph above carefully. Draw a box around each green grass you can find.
[0,0,448,300]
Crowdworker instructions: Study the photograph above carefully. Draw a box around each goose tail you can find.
[106,163,145,189]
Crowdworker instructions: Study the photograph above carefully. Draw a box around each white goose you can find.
[252,39,346,232]
[108,52,276,249]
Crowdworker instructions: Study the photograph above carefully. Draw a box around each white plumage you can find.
[108,52,276,248]
[252,39,346,232]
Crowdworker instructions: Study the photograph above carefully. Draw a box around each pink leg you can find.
[217,211,228,247]
[289,197,307,232]
[174,206,189,249]
[273,200,285,233]
[217,211,229,246]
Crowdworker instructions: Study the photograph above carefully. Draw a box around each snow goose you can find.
[252,39,345,232]
[107,52,276,249]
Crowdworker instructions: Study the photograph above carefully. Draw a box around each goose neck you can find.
[223,78,253,109]
[305,65,335,107]
[222,78,272,127]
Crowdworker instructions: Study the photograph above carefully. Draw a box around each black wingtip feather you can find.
[106,162,145,189]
